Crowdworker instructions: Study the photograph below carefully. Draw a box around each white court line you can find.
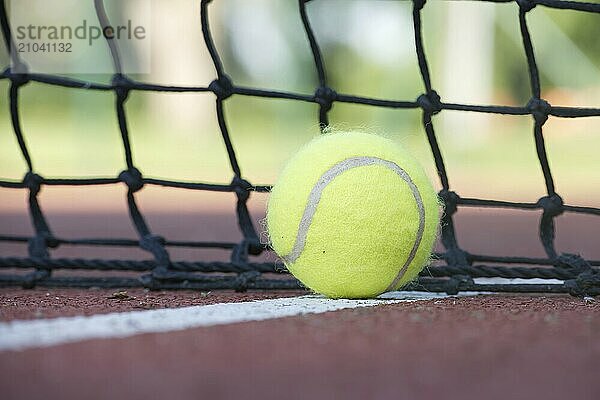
[0,291,460,352]
[473,278,563,285]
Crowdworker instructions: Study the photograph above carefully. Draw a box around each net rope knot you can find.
[537,194,564,217]
[556,253,591,274]
[112,74,133,99]
[231,176,253,202]
[23,172,43,196]
[566,268,600,297]
[555,254,598,299]
[209,75,234,100]
[444,275,472,295]
[527,97,551,124]
[438,189,459,216]
[6,65,30,86]
[516,0,537,12]
[314,86,337,112]
[21,270,49,289]
[444,248,470,267]
[233,270,261,292]
[119,168,144,193]
[33,232,60,250]
[417,91,442,115]
[139,273,156,289]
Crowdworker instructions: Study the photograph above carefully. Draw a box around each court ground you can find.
[1,290,599,400]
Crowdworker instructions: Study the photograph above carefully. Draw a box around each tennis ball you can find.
[267,131,440,299]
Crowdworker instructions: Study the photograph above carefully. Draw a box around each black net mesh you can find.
[1,0,599,295]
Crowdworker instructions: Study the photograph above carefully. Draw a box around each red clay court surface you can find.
[0,292,599,400]
[1,209,599,399]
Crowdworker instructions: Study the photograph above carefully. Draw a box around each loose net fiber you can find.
[1,0,599,295]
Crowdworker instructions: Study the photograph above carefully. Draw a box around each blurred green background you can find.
[1,0,599,213]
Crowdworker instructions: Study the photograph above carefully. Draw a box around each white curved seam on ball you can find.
[281,156,425,291]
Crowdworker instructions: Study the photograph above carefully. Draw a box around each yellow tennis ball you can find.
[267,131,440,299]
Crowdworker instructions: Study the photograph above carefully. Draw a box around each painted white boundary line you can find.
[0,291,460,352]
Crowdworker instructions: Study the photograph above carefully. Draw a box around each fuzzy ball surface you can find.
[267,131,440,299]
